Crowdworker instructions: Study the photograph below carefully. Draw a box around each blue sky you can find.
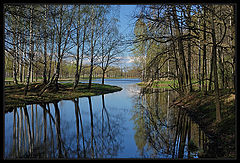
[119,5,137,35]
[118,5,138,67]
[69,5,138,68]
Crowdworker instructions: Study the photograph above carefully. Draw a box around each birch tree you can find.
[73,5,90,89]
[99,7,123,84]
[24,5,34,96]
[88,5,109,89]
[51,5,76,90]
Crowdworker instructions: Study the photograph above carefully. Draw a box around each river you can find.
[4,78,212,159]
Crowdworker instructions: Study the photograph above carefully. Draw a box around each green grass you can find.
[4,82,122,112]
[137,79,179,89]
[137,79,201,89]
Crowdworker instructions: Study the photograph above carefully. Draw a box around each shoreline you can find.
[172,89,235,158]
[4,82,122,113]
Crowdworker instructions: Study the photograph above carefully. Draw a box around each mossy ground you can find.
[4,82,122,112]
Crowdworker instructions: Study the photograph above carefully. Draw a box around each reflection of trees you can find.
[6,95,124,159]
[132,87,210,158]
[96,94,123,158]
[131,91,147,157]
[73,98,86,158]
[8,104,61,158]
[88,96,94,158]
[23,106,33,155]
[53,102,64,158]
[101,94,110,134]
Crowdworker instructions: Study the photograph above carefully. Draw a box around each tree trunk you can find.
[54,57,61,91]
[231,5,235,90]
[88,57,94,89]
[218,48,225,89]
[54,5,63,91]
[31,54,34,83]
[12,30,18,84]
[187,40,192,92]
[78,23,86,82]
[38,73,56,96]
[169,19,180,91]
[88,6,95,89]
[54,33,62,91]
[198,17,201,90]
[23,35,27,83]
[13,56,18,84]
[102,69,105,85]
[213,44,221,122]
[208,53,213,91]
[24,6,33,96]
[211,6,221,122]
[172,6,189,93]
[53,5,75,90]
[43,5,48,84]
[186,5,192,92]
[48,31,55,83]
[73,6,81,89]
[19,35,23,83]
[73,26,80,89]
[202,5,207,94]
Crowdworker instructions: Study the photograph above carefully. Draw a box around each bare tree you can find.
[73,5,89,89]
[24,5,34,96]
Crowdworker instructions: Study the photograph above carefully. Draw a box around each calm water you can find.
[4,78,212,159]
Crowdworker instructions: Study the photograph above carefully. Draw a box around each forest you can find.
[131,4,235,123]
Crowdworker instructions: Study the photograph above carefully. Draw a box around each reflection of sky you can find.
[4,79,206,158]
[102,79,141,158]
[6,79,188,158]
[59,79,143,158]
[4,79,142,158]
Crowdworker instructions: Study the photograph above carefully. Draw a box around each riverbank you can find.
[4,82,122,112]
[137,80,177,89]
[137,79,200,89]
[172,89,236,158]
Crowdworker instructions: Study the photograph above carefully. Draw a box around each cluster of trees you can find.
[132,4,235,122]
[4,4,125,94]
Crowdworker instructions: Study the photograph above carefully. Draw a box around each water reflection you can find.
[5,79,216,159]
[5,95,124,159]
[132,87,210,158]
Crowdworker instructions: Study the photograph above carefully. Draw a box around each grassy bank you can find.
[137,79,182,89]
[4,82,122,112]
[172,89,235,158]
[137,79,204,89]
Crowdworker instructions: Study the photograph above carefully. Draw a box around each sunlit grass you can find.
[4,82,122,111]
